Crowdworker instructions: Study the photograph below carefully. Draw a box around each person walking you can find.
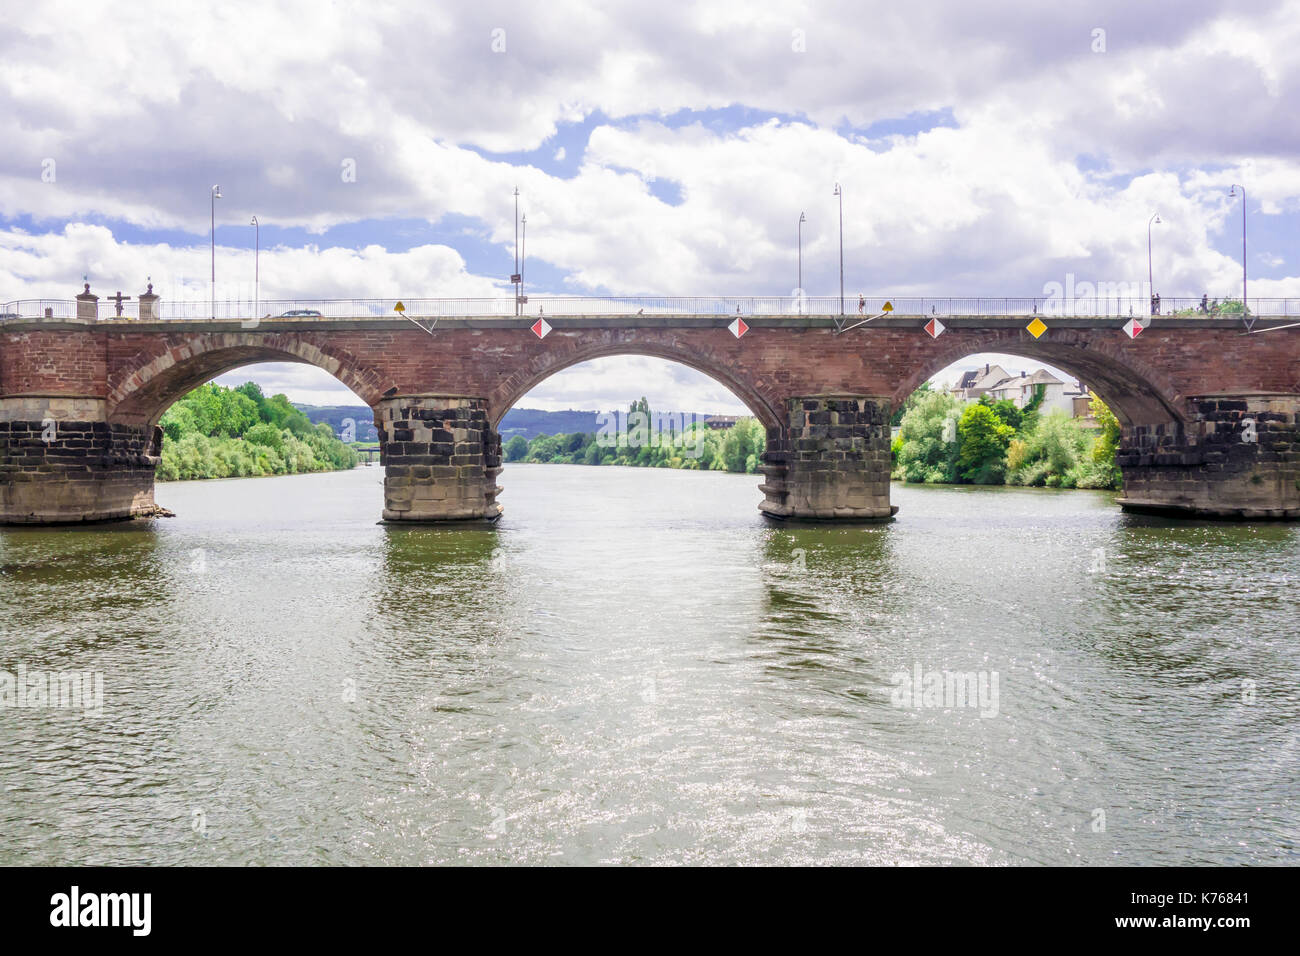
[858,294,865,315]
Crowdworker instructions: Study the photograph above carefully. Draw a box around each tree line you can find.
[503,398,766,473]
[891,383,1122,489]
[156,382,360,481]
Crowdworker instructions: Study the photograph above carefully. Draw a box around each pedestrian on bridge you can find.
[858,294,865,315]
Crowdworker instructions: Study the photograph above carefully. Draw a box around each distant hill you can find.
[296,405,726,442]
[498,408,612,439]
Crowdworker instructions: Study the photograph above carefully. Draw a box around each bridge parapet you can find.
[5,294,1300,323]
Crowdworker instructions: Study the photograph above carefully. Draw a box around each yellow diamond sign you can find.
[882,301,894,312]
[394,301,405,313]
[1026,317,1047,339]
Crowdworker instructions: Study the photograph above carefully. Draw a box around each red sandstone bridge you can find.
[2,291,1298,525]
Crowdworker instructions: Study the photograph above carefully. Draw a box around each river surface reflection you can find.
[1,465,1296,864]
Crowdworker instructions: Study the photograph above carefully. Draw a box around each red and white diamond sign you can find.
[1123,317,1143,339]
[728,317,749,338]
[531,317,552,339]
[924,317,946,338]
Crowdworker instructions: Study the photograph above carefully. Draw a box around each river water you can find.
[1,464,1297,865]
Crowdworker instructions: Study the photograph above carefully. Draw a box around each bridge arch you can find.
[107,333,388,426]
[486,337,784,431]
[891,329,1190,427]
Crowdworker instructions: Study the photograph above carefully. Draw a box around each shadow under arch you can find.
[485,342,784,431]
[107,334,387,428]
[890,330,1189,427]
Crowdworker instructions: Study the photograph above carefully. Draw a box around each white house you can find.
[952,365,1092,418]
[951,364,1013,402]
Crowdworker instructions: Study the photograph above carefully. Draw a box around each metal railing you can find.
[2,295,1296,321]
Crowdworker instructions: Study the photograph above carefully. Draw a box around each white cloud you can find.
[4,0,1299,408]
[0,224,504,302]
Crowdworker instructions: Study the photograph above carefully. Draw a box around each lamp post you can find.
[798,211,806,312]
[521,213,526,308]
[1229,184,1247,316]
[210,184,221,320]
[513,186,521,315]
[250,216,259,320]
[833,184,844,316]
[1147,212,1160,316]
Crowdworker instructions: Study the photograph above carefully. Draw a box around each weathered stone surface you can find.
[1117,394,1300,518]
[375,396,502,522]
[0,414,158,524]
[760,396,897,521]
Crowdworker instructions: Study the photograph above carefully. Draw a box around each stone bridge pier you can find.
[1116,394,1300,519]
[0,396,161,524]
[758,396,896,520]
[375,396,503,522]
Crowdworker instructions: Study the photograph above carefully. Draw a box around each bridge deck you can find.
[2,313,1292,332]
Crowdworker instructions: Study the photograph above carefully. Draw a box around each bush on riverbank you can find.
[892,391,1122,490]
[156,382,359,481]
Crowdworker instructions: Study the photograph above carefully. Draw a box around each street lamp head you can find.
[833,183,841,196]
[212,185,222,199]
[799,211,806,223]
[250,215,257,226]
[1154,214,1161,224]
[1229,185,1237,197]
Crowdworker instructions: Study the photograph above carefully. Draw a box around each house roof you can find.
[954,364,1011,391]
[1021,368,1063,386]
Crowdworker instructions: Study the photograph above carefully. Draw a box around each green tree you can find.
[504,435,529,461]
[891,381,932,427]
[244,422,284,452]
[894,389,963,483]
[720,418,764,473]
[957,403,1015,484]
[979,394,1023,430]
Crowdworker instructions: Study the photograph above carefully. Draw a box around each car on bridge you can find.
[278,309,323,317]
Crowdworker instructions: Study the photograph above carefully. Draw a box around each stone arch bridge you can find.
[2,312,1298,524]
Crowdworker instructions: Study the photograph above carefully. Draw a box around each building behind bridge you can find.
[950,364,1092,421]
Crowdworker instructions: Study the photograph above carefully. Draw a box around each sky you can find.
[3,0,1298,412]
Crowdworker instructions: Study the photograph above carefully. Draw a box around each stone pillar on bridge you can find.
[137,283,160,321]
[1117,394,1300,519]
[759,396,897,521]
[376,396,503,522]
[75,283,98,321]
[0,397,160,524]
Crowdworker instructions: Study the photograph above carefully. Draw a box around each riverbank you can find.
[156,381,359,481]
